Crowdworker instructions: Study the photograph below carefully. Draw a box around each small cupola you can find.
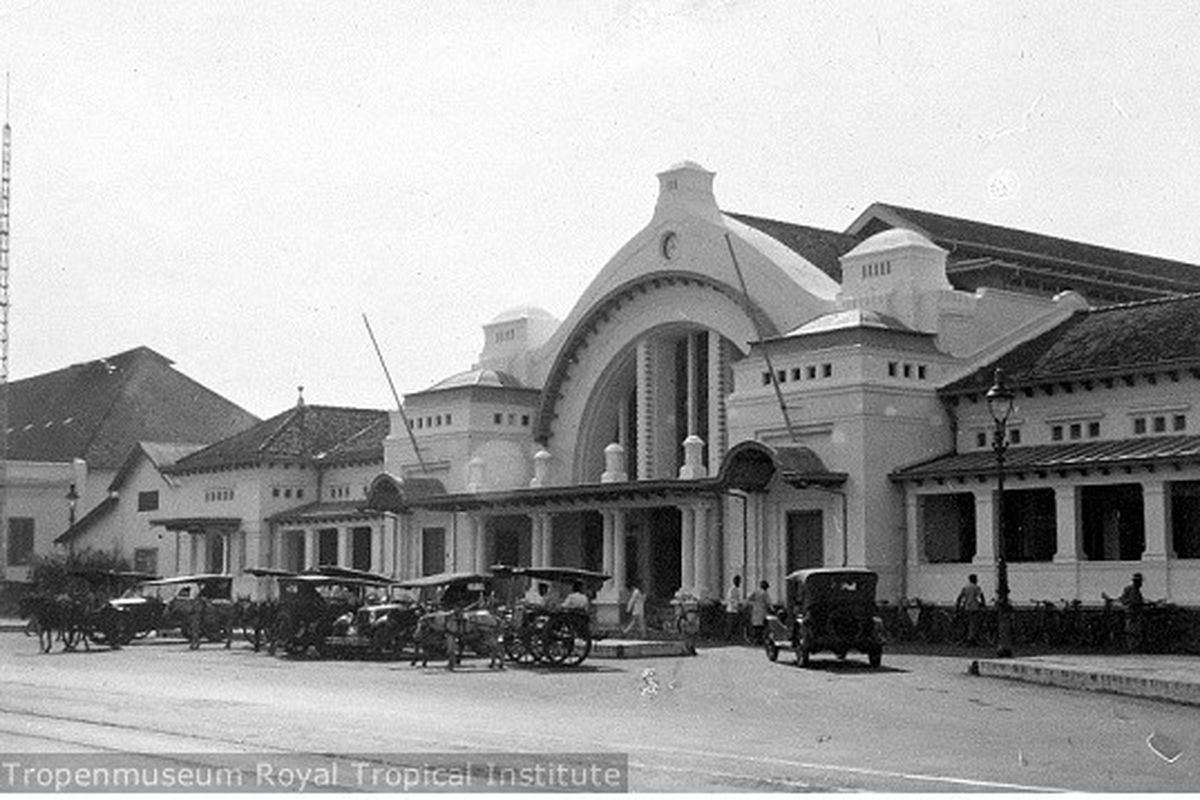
[653,161,721,223]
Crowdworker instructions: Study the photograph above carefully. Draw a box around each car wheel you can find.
[764,639,779,662]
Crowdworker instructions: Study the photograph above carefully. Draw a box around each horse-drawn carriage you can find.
[259,566,408,658]
[21,568,159,651]
[492,566,607,668]
[398,572,506,670]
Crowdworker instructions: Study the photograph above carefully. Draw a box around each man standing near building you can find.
[748,580,771,645]
[955,574,986,646]
[725,574,744,643]
[1119,572,1146,653]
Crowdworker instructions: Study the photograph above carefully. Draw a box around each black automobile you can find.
[764,568,884,668]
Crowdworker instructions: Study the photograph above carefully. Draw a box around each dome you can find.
[785,308,913,337]
[426,368,526,391]
[843,227,945,259]
[488,305,557,325]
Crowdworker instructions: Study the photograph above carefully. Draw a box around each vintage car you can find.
[53,568,160,649]
[266,567,400,657]
[125,574,236,646]
[764,568,884,668]
[491,565,608,667]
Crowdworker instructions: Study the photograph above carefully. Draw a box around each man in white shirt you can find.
[561,581,590,611]
[724,574,744,642]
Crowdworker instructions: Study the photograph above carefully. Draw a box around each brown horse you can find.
[410,607,506,670]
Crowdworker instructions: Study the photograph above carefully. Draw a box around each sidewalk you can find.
[973,653,1200,707]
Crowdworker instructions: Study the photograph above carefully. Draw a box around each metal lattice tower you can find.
[1,75,11,550]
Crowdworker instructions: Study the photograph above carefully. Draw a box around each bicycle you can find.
[905,598,953,644]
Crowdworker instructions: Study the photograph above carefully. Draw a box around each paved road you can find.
[1,633,1197,792]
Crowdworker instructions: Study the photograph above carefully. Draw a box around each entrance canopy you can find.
[149,516,241,533]
[363,473,448,513]
[718,441,847,492]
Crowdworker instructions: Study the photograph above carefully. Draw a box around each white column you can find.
[472,515,488,573]
[337,527,350,567]
[304,529,317,571]
[906,491,921,567]
[222,532,232,573]
[601,511,615,590]
[686,332,699,437]
[693,503,711,599]
[1054,485,1079,563]
[612,509,627,591]
[707,334,726,473]
[636,338,655,480]
[1143,479,1169,561]
[972,490,996,567]
[371,526,383,573]
[680,505,696,591]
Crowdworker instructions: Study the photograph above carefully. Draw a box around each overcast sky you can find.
[2,1,1198,419]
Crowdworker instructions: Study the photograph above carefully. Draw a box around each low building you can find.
[1,346,258,582]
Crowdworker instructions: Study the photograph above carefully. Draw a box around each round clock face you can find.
[661,232,678,260]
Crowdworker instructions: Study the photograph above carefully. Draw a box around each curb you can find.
[973,658,1200,707]
[591,639,694,659]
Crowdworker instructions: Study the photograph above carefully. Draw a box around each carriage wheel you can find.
[543,617,588,666]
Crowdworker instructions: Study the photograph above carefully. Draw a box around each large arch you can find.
[535,273,762,485]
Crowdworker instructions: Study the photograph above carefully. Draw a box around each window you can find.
[806,366,817,379]
[1051,425,1063,442]
[792,368,802,381]
[521,415,529,426]
[1134,418,1147,435]
[133,547,158,575]
[822,363,832,378]
[903,363,912,378]
[296,488,304,499]
[508,413,517,425]
[317,528,338,565]
[1088,422,1101,438]
[1010,429,1021,445]
[445,413,452,425]
[920,493,976,563]
[6,518,33,566]
[205,488,234,502]
[918,365,927,380]
[493,413,503,425]
[137,490,159,512]
[1174,414,1187,431]
[1154,416,1167,433]
[1081,484,1145,561]
[761,372,771,386]
[1069,423,1081,440]
[888,362,897,377]
[776,370,786,383]
[976,432,986,448]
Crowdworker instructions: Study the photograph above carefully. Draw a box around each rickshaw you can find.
[397,572,505,669]
[764,568,885,668]
[127,574,236,647]
[492,565,608,668]
[266,567,398,658]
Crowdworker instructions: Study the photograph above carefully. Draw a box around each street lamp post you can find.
[65,483,79,556]
[986,368,1015,659]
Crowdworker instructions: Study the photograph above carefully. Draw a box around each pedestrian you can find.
[725,574,744,643]
[955,574,986,646]
[1118,572,1146,653]
[623,580,647,638]
[748,580,771,645]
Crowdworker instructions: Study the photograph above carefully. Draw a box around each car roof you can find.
[395,571,490,589]
[491,565,610,585]
[785,567,878,582]
[142,573,231,587]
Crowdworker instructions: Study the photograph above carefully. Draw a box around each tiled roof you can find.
[863,204,1200,291]
[6,346,259,470]
[892,434,1200,480]
[945,294,1200,395]
[170,404,388,472]
[109,441,207,492]
[723,212,861,283]
[266,500,377,524]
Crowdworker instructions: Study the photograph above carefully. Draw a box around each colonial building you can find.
[1,346,258,582]
[894,293,1200,606]
[363,161,1200,623]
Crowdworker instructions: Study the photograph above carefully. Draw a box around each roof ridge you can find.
[1086,291,1200,314]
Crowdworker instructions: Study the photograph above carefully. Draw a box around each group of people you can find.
[618,574,774,643]
[955,571,1151,651]
[522,580,591,612]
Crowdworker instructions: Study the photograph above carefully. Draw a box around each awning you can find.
[717,441,848,492]
[267,501,379,525]
[891,434,1200,482]
[150,517,241,532]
